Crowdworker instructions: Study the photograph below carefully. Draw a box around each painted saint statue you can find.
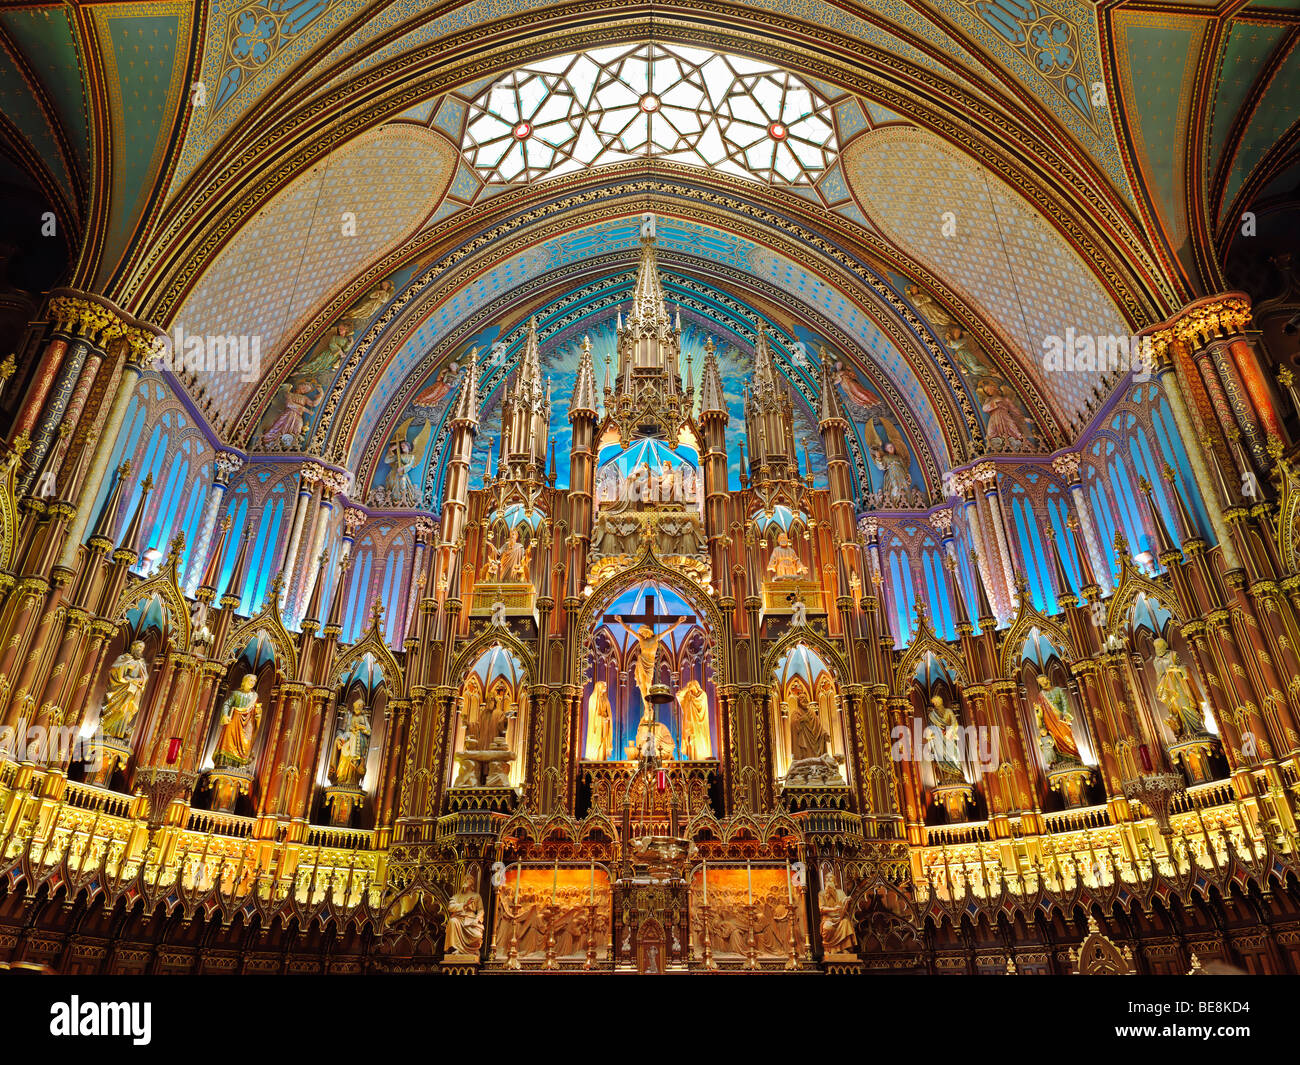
[677,679,711,760]
[1033,674,1081,767]
[213,674,262,769]
[926,694,965,784]
[99,640,149,740]
[584,681,613,761]
[330,698,372,788]
[1152,638,1205,739]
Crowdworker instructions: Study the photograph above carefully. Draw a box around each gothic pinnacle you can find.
[451,347,480,425]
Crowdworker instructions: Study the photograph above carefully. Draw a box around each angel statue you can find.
[378,417,431,509]
[864,417,913,506]
[295,322,354,380]
[260,380,323,450]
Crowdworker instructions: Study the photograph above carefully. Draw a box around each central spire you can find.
[625,231,673,336]
[605,212,693,443]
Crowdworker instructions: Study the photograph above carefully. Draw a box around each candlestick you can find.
[589,858,594,902]
[552,858,558,903]
[747,861,752,905]
[514,861,520,904]
[786,857,793,903]
[702,858,708,906]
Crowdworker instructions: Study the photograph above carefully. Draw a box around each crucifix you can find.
[602,594,690,753]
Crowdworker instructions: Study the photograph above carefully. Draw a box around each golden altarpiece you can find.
[4,246,1300,975]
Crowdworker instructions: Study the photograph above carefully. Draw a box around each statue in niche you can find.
[213,674,262,769]
[453,686,516,787]
[469,689,512,751]
[926,694,966,785]
[1033,674,1081,767]
[445,869,485,957]
[617,616,687,706]
[790,693,830,761]
[787,692,841,784]
[329,698,372,789]
[677,679,711,760]
[584,681,613,761]
[766,531,809,581]
[1152,638,1206,739]
[818,870,856,955]
[99,640,149,740]
[484,528,529,582]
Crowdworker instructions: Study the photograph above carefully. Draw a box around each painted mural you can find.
[898,277,1041,455]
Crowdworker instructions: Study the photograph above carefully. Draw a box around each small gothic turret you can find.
[743,328,797,483]
[499,321,550,478]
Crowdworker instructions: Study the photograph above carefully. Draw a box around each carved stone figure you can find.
[787,693,841,784]
[99,640,149,740]
[677,679,711,760]
[1152,638,1206,739]
[766,531,809,581]
[1033,675,1080,766]
[818,870,856,954]
[213,674,262,769]
[584,680,613,761]
[445,870,485,957]
[330,698,372,788]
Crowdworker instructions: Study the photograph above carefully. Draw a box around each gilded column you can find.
[55,326,155,572]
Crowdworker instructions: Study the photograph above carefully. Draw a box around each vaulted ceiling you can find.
[2,0,1296,495]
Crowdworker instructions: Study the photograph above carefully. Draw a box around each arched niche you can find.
[476,503,546,584]
[78,592,174,790]
[751,505,814,583]
[579,576,718,763]
[314,651,390,827]
[193,631,279,816]
[769,639,847,786]
[907,650,986,825]
[450,642,530,789]
[594,433,701,512]
[1016,627,1103,810]
[1127,592,1225,784]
